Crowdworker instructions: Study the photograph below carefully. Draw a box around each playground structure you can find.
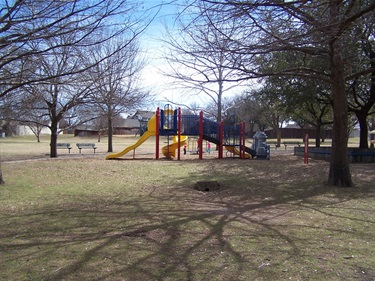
[106,105,270,160]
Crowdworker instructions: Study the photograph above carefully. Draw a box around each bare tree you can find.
[0,0,146,97]
[0,93,19,136]
[10,90,50,142]
[20,38,97,157]
[0,0,152,182]
[161,5,244,123]
[87,38,150,153]
[195,0,375,187]
[234,94,266,136]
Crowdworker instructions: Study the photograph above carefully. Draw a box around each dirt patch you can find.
[195,180,221,192]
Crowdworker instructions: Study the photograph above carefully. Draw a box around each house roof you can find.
[75,125,98,131]
[130,110,154,120]
[117,119,140,128]
[284,123,301,129]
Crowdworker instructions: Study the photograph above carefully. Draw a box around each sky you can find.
[136,0,251,112]
[137,1,183,109]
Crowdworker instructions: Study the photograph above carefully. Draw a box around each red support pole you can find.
[239,122,243,159]
[219,121,223,159]
[199,111,203,159]
[304,133,309,164]
[177,107,181,160]
[243,122,246,159]
[239,122,242,159]
[241,122,245,159]
[155,107,160,160]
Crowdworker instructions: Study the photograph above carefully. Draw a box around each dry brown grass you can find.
[0,135,374,280]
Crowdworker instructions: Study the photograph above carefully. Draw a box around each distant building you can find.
[263,124,333,140]
[16,125,50,136]
[130,110,154,121]
[113,118,140,135]
[73,110,155,136]
[74,126,98,137]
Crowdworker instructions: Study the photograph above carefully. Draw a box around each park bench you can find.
[283,141,301,150]
[56,143,72,154]
[265,141,302,150]
[76,143,97,153]
[267,141,279,149]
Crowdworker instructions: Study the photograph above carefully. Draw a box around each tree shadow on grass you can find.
[1,157,375,280]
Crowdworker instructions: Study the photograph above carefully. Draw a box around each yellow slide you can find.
[162,135,188,158]
[106,114,157,159]
[225,146,250,159]
[106,131,155,159]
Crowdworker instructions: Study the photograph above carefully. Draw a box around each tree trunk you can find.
[107,116,113,153]
[356,112,369,148]
[315,124,321,148]
[50,131,58,158]
[50,119,59,158]
[327,26,353,186]
[276,128,281,147]
[328,83,353,187]
[0,164,5,185]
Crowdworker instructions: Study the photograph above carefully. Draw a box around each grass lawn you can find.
[0,135,374,280]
